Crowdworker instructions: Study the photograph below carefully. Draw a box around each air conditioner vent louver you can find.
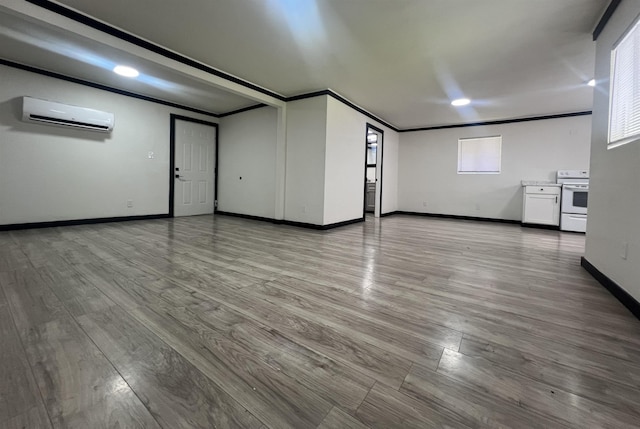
[28,114,112,131]
[22,97,115,133]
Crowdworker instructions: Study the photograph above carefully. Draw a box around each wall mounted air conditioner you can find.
[22,96,115,133]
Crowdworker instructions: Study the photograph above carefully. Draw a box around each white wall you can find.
[0,65,217,225]
[398,116,592,220]
[284,97,327,225]
[218,106,278,218]
[324,97,367,224]
[283,95,399,226]
[324,96,399,224]
[381,128,399,215]
[585,0,640,301]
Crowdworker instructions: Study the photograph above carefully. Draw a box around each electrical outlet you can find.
[302,205,307,213]
[423,201,427,207]
[621,241,628,260]
[127,200,133,208]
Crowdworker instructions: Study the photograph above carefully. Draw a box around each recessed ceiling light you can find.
[451,98,471,107]
[113,65,139,78]
[588,79,596,87]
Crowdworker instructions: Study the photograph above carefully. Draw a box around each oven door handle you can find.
[564,185,589,191]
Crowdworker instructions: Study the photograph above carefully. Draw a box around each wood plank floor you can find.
[1,214,640,428]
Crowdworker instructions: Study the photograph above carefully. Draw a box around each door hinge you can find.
[214,200,218,208]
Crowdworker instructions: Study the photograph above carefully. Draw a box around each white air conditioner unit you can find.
[22,96,115,133]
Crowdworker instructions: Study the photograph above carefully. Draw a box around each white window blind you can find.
[457,136,501,174]
[609,16,640,147]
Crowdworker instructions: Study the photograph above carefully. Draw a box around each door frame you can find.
[363,123,384,219]
[169,114,219,217]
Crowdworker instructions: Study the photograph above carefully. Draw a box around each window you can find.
[609,16,640,148]
[457,135,502,174]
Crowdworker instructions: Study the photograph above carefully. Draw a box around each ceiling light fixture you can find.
[451,98,471,107]
[588,79,596,87]
[113,65,139,78]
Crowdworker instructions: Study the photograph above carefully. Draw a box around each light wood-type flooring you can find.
[2,214,640,428]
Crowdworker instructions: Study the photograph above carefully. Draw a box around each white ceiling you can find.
[0,7,258,115]
[1,0,608,128]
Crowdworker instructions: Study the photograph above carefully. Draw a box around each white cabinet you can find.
[523,186,561,226]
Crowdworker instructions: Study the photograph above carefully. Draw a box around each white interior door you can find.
[174,119,216,217]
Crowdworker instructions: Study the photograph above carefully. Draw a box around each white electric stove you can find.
[556,170,589,232]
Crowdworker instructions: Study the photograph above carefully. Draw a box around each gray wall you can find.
[398,115,592,220]
[585,0,640,302]
[0,65,216,225]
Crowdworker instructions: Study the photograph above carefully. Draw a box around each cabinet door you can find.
[524,194,559,225]
[366,183,376,212]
